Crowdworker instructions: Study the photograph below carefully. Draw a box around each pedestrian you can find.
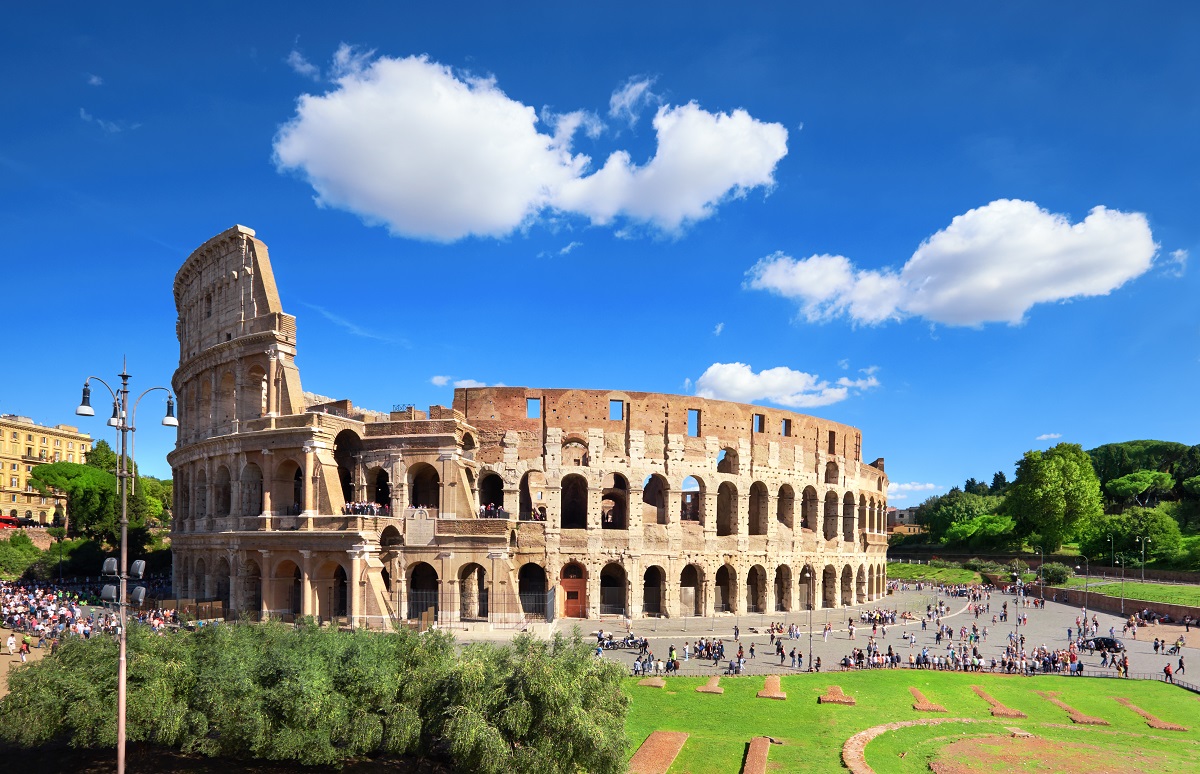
[734,625,740,640]
[749,643,755,659]
[1164,663,1174,683]
[1179,656,1186,676]
[790,648,796,668]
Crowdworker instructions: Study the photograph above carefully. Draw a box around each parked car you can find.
[1083,636,1125,653]
[17,517,39,528]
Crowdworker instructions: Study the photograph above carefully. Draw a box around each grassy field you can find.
[886,563,981,585]
[1053,579,1200,608]
[624,670,1200,773]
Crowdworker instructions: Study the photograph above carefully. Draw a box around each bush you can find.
[1039,562,1074,585]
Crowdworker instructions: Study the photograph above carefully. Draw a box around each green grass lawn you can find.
[624,670,1200,773]
[887,563,981,585]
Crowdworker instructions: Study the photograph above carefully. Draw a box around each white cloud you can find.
[694,362,879,408]
[608,76,658,126]
[86,74,103,86]
[747,199,1158,327]
[1165,248,1188,278]
[302,303,399,343]
[888,482,939,493]
[559,241,582,255]
[286,50,321,81]
[1036,433,1062,441]
[682,377,693,392]
[430,375,451,386]
[79,107,127,133]
[273,52,787,242]
[713,322,724,336]
[837,359,850,370]
[453,378,487,388]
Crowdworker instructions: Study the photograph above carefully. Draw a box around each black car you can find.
[1083,636,1125,653]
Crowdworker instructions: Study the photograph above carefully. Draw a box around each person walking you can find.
[5,633,14,658]
[1179,655,1186,676]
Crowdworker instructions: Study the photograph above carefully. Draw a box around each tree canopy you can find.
[1105,469,1174,507]
[1004,443,1103,552]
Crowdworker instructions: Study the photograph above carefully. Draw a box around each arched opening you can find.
[560,562,587,618]
[519,470,546,520]
[561,438,590,466]
[194,557,208,598]
[717,447,739,474]
[198,380,212,432]
[242,559,262,619]
[843,492,856,542]
[715,564,737,613]
[559,474,588,529]
[458,563,488,620]
[776,484,795,530]
[407,562,439,620]
[380,525,402,548]
[825,461,839,485]
[823,491,839,541]
[774,565,791,612]
[841,565,854,607]
[194,469,208,520]
[746,564,766,613]
[799,564,815,610]
[409,463,440,509]
[241,365,268,420]
[479,472,505,513]
[332,565,349,618]
[680,475,703,523]
[271,560,302,619]
[240,463,263,517]
[857,565,867,605]
[381,567,392,594]
[217,371,236,432]
[801,486,819,532]
[716,482,738,536]
[333,430,363,506]
[822,565,837,609]
[680,564,703,616]
[641,474,669,525]
[368,468,391,507]
[213,557,231,608]
[858,495,868,536]
[601,472,627,529]
[642,566,664,616]
[518,563,547,619]
[214,466,231,517]
[748,482,768,535]
[599,563,627,616]
[461,432,476,454]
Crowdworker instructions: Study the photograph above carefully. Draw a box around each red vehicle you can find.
[0,515,19,529]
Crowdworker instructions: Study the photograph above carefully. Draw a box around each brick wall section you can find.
[1028,582,1200,625]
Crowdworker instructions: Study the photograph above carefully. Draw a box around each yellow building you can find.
[0,414,92,525]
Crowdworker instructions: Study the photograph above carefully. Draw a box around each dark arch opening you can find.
[479,472,505,513]
[560,474,587,529]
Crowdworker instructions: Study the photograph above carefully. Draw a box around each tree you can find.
[991,470,1009,493]
[916,490,1002,542]
[84,439,118,473]
[28,461,150,547]
[1004,443,1103,552]
[1078,506,1183,564]
[964,477,990,496]
[1106,469,1174,507]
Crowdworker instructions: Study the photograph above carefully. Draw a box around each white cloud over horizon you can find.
[1036,432,1062,440]
[746,199,1159,327]
[273,52,787,242]
[608,76,659,126]
[694,362,879,408]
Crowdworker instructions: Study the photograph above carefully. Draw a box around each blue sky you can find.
[3,3,1197,500]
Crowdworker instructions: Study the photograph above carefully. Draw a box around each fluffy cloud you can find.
[713,322,724,336]
[430,375,451,386]
[608,76,658,126]
[888,482,939,493]
[431,375,488,388]
[86,73,103,86]
[1036,432,1062,441]
[273,52,787,242]
[694,362,878,408]
[1166,248,1188,278]
[286,50,320,80]
[747,199,1158,327]
[79,107,137,133]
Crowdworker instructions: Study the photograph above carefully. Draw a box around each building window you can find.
[781,418,792,437]
[67,454,74,463]
[40,436,47,445]
[26,434,32,441]
[68,442,74,450]
[828,430,837,455]
[609,400,624,421]
[526,398,541,419]
[753,413,766,433]
[54,439,61,446]
[687,409,701,437]
[9,477,16,488]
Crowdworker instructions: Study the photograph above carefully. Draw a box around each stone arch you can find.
[241,364,268,420]
[680,475,704,523]
[194,468,208,520]
[715,564,737,613]
[214,465,232,517]
[240,463,263,517]
[746,564,767,613]
[680,564,704,616]
[458,562,488,620]
[601,472,628,529]
[774,564,792,612]
[272,458,303,515]
[867,565,876,602]
[825,461,839,485]
[560,473,588,529]
[776,484,795,529]
[858,494,867,535]
[823,491,839,541]
[380,525,402,548]
[641,474,669,525]
[561,436,590,466]
[518,563,547,618]
[748,481,769,536]
[518,470,546,520]
[560,562,587,618]
[478,471,505,512]
[822,564,837,609]
[334,430,363,505]
[367,467,391,506]
[314,560,349,620]
[407,561,439,620]
[599,562,627,615]
[408,462,440,509]
[842,492,856,542]
[212,556,231,607]
[856,565,867,604]
[717,447,739,474]
[216,371,236,431]
[241,558,262,618]
[198,379,212,431]
[841,565,854,607]
[799,563,815,610]
[642,565,665,616]
[716,481,738,536]
[270,559,302,618]
[194,557,208,598]
[801,486,819,531]
[461,432,477,454]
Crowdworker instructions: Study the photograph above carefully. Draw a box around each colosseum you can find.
[169,225,890,628]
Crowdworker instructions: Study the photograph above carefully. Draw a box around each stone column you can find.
[299,551,314,619]
[587,562,601,619]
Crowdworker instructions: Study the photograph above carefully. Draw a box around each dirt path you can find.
[0,639,49,700]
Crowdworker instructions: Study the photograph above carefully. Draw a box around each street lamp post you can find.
[801,567,814,671]
[1037,546,1044,605]
[1116,556,1125,616]
[1075,557,1089,615]
[1137,536,1152,584]
[1107,534,1114,569]
[76,361,177,774]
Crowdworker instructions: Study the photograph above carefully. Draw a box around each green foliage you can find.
[915,490,1003,543]
[1088,440,1200,503]
[1037,561,1073,585]
[1106,469,1174,507]
[1004,443,1103,552]
[990,470,1009,494]
[83,439,119,473]
[1183,475,1200,498]
[941,513,1017,550]
[28,461,157,548]
[963,477,990,496]
[0,623,629,772]
[1077,505,1184,564]
[0,531,44,579]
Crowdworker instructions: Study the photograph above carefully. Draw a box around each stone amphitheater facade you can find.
[169,226,889,628]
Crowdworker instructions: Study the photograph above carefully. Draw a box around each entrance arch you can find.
[599,563,627,615]
[715,564,737,613]
[560,474,588,529]
[746,565,767,613]
[748,482,768,535]
[409,463,440,509]
[518,563,547,618]
[716,482,738,536]
[680,564,703,617]
[407,562,439,621]
[774,565,791,612]
[458,563,488,620]
[822,564,837,609]
[479,472,504,512]
[642,566,665,616]
[519,470,546,520]
[560,562,586,618]
[841,565,854,607]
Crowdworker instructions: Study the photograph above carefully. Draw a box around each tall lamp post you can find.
[1075,557,1090,615]
[801,567,814,671]
[76,361,177,774]
[1116,556,1125,616]
[1036,546,1044,605]
[1107,534,1115,569]
[1136,536,1152,584]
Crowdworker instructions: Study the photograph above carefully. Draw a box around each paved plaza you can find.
[459,584,1195,679]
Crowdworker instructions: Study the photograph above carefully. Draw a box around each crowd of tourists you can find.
[476,504,512,519]
[342,501,390,516]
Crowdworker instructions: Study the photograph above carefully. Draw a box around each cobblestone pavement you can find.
[456,585,1196,678]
